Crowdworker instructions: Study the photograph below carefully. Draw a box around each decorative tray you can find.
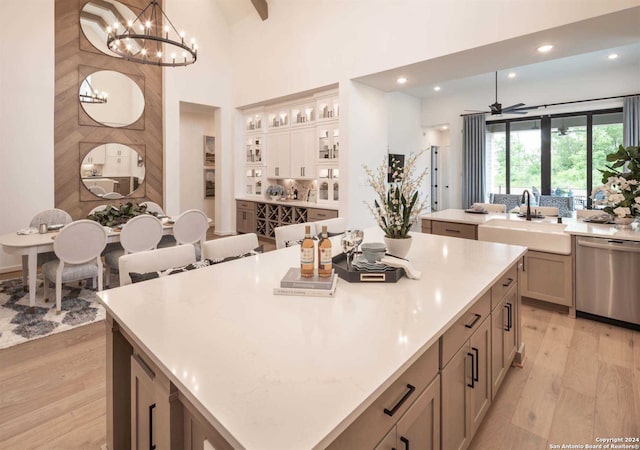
[332,252,405,283]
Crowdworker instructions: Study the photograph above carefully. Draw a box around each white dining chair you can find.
[472,202,506,213]
[313,217,346,235]
[89,185,106,196]
[172,209,209,260]
[202,233,259,260]
[23,209,74,289]
[275,223,316,250]
[104,214,164,287]
[140,201,165,215]
[103,192,124,199]
[42,220,107,314]
[118,244,196,286]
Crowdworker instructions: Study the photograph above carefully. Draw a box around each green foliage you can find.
[86,202,151,227]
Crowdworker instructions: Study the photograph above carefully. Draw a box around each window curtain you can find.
[623,95,640,147]
[462,113,487,208]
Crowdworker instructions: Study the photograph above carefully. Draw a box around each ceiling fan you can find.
[466,72,539,116]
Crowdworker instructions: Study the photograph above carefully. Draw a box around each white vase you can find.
[613,216,635,228]
[384,235,412,259]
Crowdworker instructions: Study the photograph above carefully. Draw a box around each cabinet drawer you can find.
[236,200,254,211]
[421,219,432,234]
[440,291,490,368]
[431,221,477,240]
[491,263,518,310]
[308,208,338,221]
[327,343,439,450]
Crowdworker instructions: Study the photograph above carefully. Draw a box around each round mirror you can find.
[80,71,144,127]
[80,0,138,58]
[81,143,145,198]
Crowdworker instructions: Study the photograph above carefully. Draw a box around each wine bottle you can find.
[300,225,315,278]
[317,226,332,278]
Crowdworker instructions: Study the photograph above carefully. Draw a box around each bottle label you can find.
[300,247,314,264]
[319,248,332,267]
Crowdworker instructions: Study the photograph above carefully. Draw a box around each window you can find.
[486,109,623,209]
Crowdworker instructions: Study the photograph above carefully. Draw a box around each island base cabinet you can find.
[441,317,491,450]
[521,250,572,307]
[491,286,518,398]
[374,375,441,450]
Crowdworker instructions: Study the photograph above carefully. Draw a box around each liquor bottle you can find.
[317,225,332,278]
[300,225,315,278]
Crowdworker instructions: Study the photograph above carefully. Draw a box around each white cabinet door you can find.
[266,131,290,178]
[290,127,315,179]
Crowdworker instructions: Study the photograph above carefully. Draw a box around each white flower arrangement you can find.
[363,152,429,239]
[591,145,640,219]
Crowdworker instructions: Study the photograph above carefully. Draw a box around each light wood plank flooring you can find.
[1,296,638,448]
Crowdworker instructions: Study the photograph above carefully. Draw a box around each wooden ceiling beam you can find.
[250,0,268,21]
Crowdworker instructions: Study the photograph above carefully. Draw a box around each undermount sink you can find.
[478,219,571,255]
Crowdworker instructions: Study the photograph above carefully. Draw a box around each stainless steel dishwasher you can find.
[576,236,640,326]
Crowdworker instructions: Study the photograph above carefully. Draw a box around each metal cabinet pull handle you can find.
[467,352,475,388]
[149,403,156,450]
[400,436,410,450]
[503,304,510,331]
[445,228,461,233]
[383,383,416,417]
[502,277,514,287]
[472,347,479,382]
[464,313,482,329]
[506,302,513,331]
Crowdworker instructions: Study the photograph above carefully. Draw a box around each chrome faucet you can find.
[521,190,532,221]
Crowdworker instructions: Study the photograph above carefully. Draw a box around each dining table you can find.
[0,220,179,310]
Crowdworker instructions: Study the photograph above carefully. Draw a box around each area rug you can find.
[0,278,105,350]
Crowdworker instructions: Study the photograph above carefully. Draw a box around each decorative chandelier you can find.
[79,80,108,104]
[105,0,197,67]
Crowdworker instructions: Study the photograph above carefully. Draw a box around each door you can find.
[441,343,470,450]
[130,355,156,450]
[396,375,441,450]
[467,318,491,436]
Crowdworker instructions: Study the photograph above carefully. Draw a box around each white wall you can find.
[179,104,217,220]
[230,0,640,107]
[0,0,54,272]
[164,0,233,233]
[421,62,640,208]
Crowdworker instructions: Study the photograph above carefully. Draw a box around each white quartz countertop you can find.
[236,196,339,211]
[98,228,525,449]
[422,209,640,242]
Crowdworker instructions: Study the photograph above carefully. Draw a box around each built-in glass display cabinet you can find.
[317,125,339,161]
[318,167,339,203]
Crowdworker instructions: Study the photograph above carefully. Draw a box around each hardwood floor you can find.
[0,296,638,448]
[470,300,640,450]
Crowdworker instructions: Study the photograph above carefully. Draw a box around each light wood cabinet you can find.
[441,317,491,450]
[236,201,256,234]
[130,355,156,450]
[374,427,396,450]
[395,374,441,450]
[421,219,432,234]
[491,286,518,398]
[431,221,477,240]
[521,250,572,306]
[308,207,338,221]
[266,131,290,178]
[289,127,316,179]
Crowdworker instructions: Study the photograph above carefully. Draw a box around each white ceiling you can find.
[354,6,640,99]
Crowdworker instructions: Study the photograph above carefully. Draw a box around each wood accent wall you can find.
[55,0,163,219]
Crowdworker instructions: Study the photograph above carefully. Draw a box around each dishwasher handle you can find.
[577,239,640,253]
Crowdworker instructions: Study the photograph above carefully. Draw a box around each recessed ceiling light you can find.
[441,125,449,130]
[608,53,619,60]
[537,44,553,53]
[508,72,516,79]
[397,77,407,84]
[434,86,441,92]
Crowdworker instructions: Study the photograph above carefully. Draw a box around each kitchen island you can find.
[99,228,526,449]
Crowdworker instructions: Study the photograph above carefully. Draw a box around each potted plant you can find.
[591,145,640,227]
[266,184,284,201]
[86,202,152,227]
[363,152,429,257]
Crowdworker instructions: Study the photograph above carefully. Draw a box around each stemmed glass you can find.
[341,229,364,270]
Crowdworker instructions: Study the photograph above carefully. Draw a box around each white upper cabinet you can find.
[267,107,290,131]
[290,127,316,179]
[290,102,316,127]
[316,95,339,121]
[266,131,290,178]
[317,123,339,162]
[245,111,264,133]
